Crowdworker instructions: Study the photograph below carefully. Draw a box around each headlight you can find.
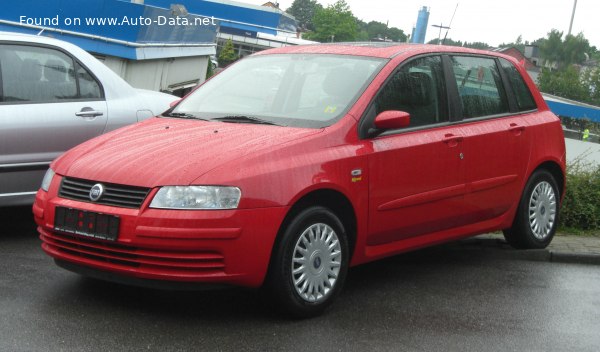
[149,186,241,210]
[41,168,55,192]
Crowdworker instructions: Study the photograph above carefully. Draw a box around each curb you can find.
[549,251,600,265]
[457,237,600,265]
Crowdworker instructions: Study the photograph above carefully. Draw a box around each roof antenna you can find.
[37,29,45,36]
[442,3,459,45]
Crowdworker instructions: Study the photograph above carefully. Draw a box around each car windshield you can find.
[171,54,386,128]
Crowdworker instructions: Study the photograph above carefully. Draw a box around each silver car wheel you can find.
[528,181,557,239]
[291,223,342,303]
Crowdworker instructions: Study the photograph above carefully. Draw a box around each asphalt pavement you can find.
[1,206,600,351]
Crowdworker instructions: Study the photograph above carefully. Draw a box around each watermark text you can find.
[19,15,217,27]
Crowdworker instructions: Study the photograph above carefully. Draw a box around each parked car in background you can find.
[0,32,176,206]
[35,43,565,317]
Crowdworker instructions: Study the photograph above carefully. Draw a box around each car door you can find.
[365,56,469,247]
[0,43,107,204]
[448,55,531,222]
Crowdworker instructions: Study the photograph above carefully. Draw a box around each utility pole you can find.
[568,0,578,36]
[432,23,450,45]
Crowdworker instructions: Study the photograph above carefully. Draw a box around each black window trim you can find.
[496,57,519,113]
[441,55,462,121]
[0,40,105,105]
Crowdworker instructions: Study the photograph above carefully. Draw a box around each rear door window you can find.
[451,56,509,119]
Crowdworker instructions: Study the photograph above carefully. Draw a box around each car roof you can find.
[255,42,508,60]
[0,31,70,45]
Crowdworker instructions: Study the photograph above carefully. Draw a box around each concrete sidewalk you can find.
[459,233,600,265]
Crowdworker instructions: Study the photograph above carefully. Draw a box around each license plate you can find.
[54,207,120,241]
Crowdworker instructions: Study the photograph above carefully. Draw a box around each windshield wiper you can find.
[162,112,208,120]
[213,115,283,126]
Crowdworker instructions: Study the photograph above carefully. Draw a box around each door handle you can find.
[75,107,104,119]
[442,133,463,147]
[509,123,525,135]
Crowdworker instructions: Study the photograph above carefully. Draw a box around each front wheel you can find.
[504,169,560,249]
[265,206,349,318]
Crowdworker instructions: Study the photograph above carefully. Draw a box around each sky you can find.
[242,0,600,48]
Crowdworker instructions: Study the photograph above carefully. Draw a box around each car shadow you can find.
[36,240,508,322]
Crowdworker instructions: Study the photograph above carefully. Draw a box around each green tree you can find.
[563,33,590,65]
[386,27,407,43]
[355,19,369,41]
[218,39,238,67]
[354,19,406,42]
[366,20,387,40]
[538,66,589,102]
[539,29,590,69]
[539,29,564,66]
[464,41,491,50]
[582,67,600,105]
[303,0,358,43]
[286,0,322,31]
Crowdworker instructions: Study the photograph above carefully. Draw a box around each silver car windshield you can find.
[172,54,386,128]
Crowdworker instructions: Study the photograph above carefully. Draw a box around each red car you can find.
[34,43,566,317]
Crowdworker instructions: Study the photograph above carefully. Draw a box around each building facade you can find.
[0,0,304,95]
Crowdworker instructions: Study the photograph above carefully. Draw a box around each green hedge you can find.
[560,161,600,230]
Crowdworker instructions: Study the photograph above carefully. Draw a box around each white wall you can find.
[125,56,209,92]
[95,54,209,92]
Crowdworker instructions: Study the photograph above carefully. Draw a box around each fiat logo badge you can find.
[89,184,105,202]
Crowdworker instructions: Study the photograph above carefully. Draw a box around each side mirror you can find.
[374,110,411,130]
[169,99,182,108]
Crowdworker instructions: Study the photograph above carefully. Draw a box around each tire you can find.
[504,169,560,249]
[265,206,349,318]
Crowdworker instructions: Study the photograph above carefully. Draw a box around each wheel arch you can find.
[531,160,565,201]
[273,188,358,263]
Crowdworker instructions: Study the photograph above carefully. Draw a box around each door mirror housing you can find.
[374,110,411,130]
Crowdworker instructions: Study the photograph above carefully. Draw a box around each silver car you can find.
[0,32,176,206]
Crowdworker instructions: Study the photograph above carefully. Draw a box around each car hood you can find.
[54,118,321,187]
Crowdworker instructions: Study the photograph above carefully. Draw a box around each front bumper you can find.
[34,178,288,288]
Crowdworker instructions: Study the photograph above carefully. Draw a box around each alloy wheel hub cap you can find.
[291,223,342,303]
[528,181,557,240]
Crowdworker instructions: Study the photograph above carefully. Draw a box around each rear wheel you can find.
[504,169,560,249]
[266,206,349,318]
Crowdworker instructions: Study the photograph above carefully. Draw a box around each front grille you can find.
[59,177,150,209]
[41,230,226,276]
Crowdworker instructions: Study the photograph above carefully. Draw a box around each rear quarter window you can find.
[499,58,537,111]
